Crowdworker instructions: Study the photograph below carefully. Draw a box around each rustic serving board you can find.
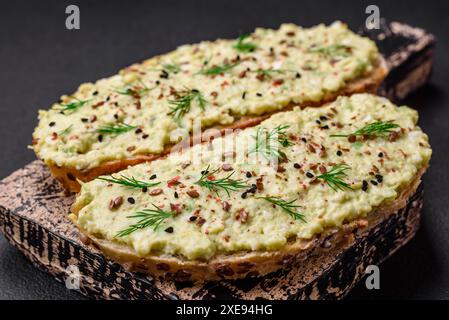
[0,21,435,300]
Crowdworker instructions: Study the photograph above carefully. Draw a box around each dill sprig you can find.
[57,98,90,114]
[115,81,150,98]
[58,125,73,136]
[199,62,240,76]
[96,123,137,135]
[330,121,400,138]
[195,165,249,197]
[115,204,173,237]
[97,174,160,189]
[309,44,352,57]
[316,164,353,192]
[162,63,181,74]
[249,124,293,162]
[233,34,257,53]
[255,68,285,76]
[168,89,207,120]
[257,196,305,222]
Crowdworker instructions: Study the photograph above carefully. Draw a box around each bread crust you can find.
[46,58,388,193]
[72,159,426,283]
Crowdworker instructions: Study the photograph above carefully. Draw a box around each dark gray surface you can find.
[0,0,448,300]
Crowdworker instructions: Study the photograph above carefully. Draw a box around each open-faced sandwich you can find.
[31,22,387,193]
[70,94,431,282]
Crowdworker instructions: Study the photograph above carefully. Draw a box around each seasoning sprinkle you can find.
[127,197,135,204]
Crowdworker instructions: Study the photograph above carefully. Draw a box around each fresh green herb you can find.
[199,62,240,76]
[57,98,90,114]
[162,63,181,74]
[330,121,400,138]
[96,123,137,135]
[115,204,173,237]
[116,81,150,97]
[316,164,353,192]
[249,124,293,162]
[233,34,257,53]
[58,125,73,136]
[257,196,305,222]
[309,44,352,58]
[195,165,249,197]
[168,89,207,120]
[97,174,160,189]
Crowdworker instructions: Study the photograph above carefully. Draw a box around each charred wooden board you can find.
[0,21,435,300]
[0,161,423,300]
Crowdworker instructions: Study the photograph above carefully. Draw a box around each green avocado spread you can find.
[72,94,431,261]
[33,22,380,170]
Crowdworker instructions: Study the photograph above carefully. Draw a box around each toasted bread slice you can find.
[74,166,425,282]
[70,94,430,282]
[49,57,387,193]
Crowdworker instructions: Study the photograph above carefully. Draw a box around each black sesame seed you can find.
[294,163,301,169]
[248,184,257,193]
[362,180,368,191]
[142,187,148,193]
[375,174,383,183]
[256,93,262,97]
[246,171,252,178]
[127,197,135,204]
[160,70,169,79]
[135,128,142,134]
[306,172,314,178]
[98,135,103,142]
[189,216,197,222]
[320,116,328,121]
[321,125,329,130]
[242,91,247,99]
[142,134,149,139]
[336,150,343,156]
[241,192,248,199]
[81,118,88,122]
[174,191,179,199]
[371,180,378,186]
[201,170,209,175]
[296,72,301,78]
[316,120,321,125]
[301,137,307,143]
[164,227,174,233]
[378,152,384,158]
[150,174,157,180]
[49,121,56,127]
[155,80,160,85]
[93,91,98,96]
[113,114,119,119]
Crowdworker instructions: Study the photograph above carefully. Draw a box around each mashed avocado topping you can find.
[72,94,431,261]
[33,22,380,170]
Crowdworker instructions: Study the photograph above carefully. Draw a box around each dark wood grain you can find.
[359,19,436,102]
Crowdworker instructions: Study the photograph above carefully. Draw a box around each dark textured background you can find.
[0,0,448,300]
